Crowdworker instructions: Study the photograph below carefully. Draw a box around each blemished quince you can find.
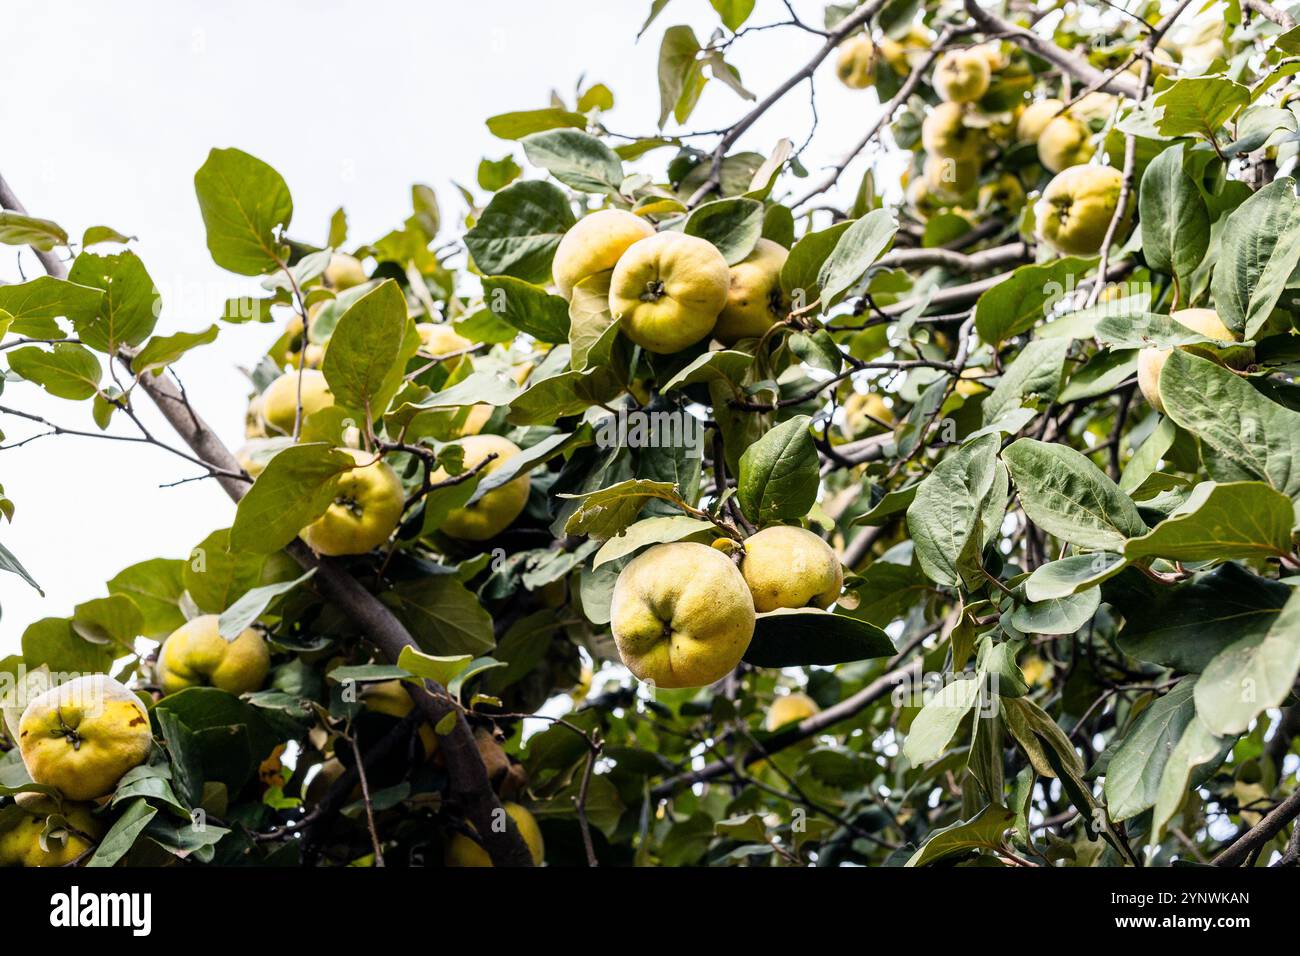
[445,802,544,867]
[933,49,991,103]
[261,369,335,436]
[610,542,756,689]
[1034,164,1131,256]
[0,800,102,868]
[300,447,405,555]
[765,692,819,732]
[324,253,368,290]
[713,238,790,344]
[1016,98,1064,143]
[924,155,979,202]
[157,614,271,696]
[430,434,530,540]
[18,675,153,802]
[741,525,844,612]
[921,102,982,161]
[609,231,730,354]
[1037,114,1093,173]
[552,209,655,299]
[879,25,932,74]
[835,33,877,89]
[1137,309,1249,413]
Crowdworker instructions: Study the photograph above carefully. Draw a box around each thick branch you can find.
[963,0,1140,99]
[0,172,534,867]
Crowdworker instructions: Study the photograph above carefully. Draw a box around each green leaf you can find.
[0,211,67,251]
[218,569,315,639]
[0,276,102,335]
[1024,552,1125,601]
[683,197,763,264]
[1112,563,1291,673]
[710,0,755,30]
[193,147,293,275]
[184,529,269,614]
[321,279,409,417]
[907,435,1003,588]
[382,577,495,656]
[71,594,143,647]
[1209,177,1300,338]
[82,225,135,248]
[1159,350,1300,499]
[904,804,1016,867]
[780,220,852,308]
[86,799,157,867]
[521,128,624,194]
[815,209,897,307]
[508,365,623,425]
[478,155,523,192]
[1011,587,1100,635]
[1195,586,1300,735]
[131,325,219,376]
[736,415,818,524]
[1120,416,1177,494]
[1139,144,1210,293]
[1149,713,1227,845]
[743,609,893,667]
[463,180,575,283]
[229,444,355,553]
[982,338,1071,426]
[561,478,690,540]
[568,271,617,368]
[8,343,101,400]
[1124,481,1294,562]
[1153,76,1249,139]
[395,646,474,688]
[1104,679,1198,821]
[486,109,588,141]
[0,541,42,594]
[657,25,704,128]
[1094,311,1232,349]
[593,515,712,568]
[1003,438,1147,551]
[903,675,983,764]
[974,257,1097,345]
[22,618,114,674]
[106,558,186,638]
[66,250,161,352]
[481,275,571,343]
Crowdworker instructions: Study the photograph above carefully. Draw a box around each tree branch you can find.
[1213,787,1300,866]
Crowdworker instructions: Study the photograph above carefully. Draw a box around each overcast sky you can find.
[0,0,893,651]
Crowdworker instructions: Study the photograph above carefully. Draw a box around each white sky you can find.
[0,0,888,652]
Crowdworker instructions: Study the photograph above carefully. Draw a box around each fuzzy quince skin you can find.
[0,801,102,867]
[713,238,790,344]
[324,253,367,290]
[933,49,991,103]
[921,102,982,161]
[260,369,335,436]
[430,434,530,540]
[741,525,844,613]
[300,447,405,555]
[836,33,877,89]
[1034,165,1130,256]
[157,614,271,696]
[610,542,755,689]
[765,692,819,732]
[610,232,730,354]
[552,209,655,299]
[18,675,152,802]
[445,802,544,867]
[1037,115,1093,173]
[1137,309,1249,413]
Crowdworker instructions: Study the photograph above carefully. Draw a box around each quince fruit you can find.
[261,369,335,436]
[157,614,271,696]
[1137,309,1250,413]
[741,525,843,612]
[445,802,544,866]
[1016,98,1064,143]
[921,102,983,161]
[0,799,102,867]
[933,49,991,103]
[300,447,405,555]
[430,434,530,540]
[18,675,153,802]
[1037,114,1093,173]
[552,209,655,299]
[713,238,790,344]
[765,692,819,732]
[1034,164,1131,256]
[324,253,367,291]
[609,542,755,688]
[609,231,730,354]
[836,34,877,89]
